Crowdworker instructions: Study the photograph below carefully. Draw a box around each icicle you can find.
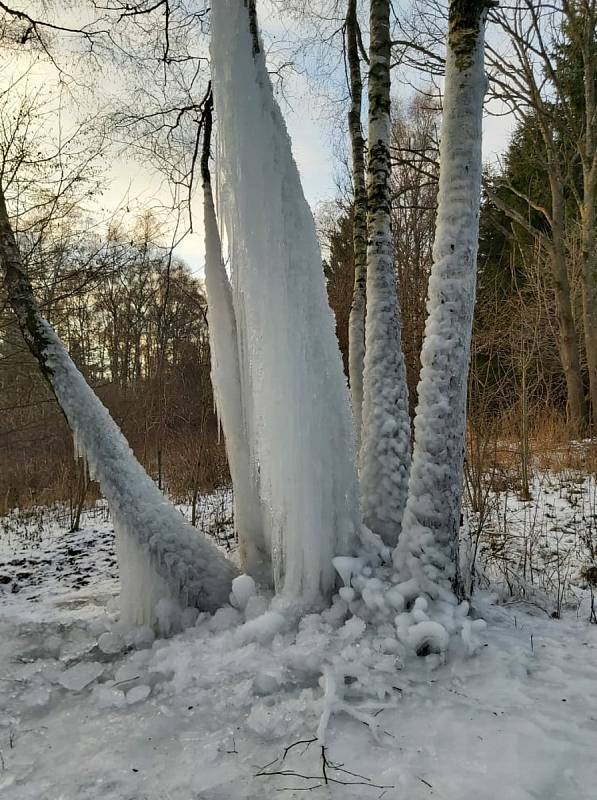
[202,89,269,582]
[211,0,362,606]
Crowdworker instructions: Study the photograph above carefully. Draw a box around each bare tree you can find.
[485,0,590,434]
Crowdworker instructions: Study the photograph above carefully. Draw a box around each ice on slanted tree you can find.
[38,320,236,630]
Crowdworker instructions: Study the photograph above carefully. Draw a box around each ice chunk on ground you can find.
[230,574,256,611]
[126,684,151,705]
[98,631,125,655]
[94,686,127,710]
[58,662,104,691]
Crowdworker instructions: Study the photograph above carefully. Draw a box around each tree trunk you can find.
[580,175,597,430]
[0,184,236,628]
[359,0,412,548]
[346,0,367,451]
[395,0,491,599]
[578,1,597,431]
[549,180,587,435]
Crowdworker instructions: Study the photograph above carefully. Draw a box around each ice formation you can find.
[39,319,237,629]
[211,0,362,605]
[202,114,269,582]
[395,3,489,601]
[358,0,412,547]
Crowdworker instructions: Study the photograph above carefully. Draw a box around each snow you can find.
[1,498,597,798]
[211,0,363,605]
[37,317,237,627]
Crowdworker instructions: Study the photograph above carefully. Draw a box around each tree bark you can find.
[549,178,588,434]
[575,0,597,430]
[359,0,412,547]
[346,0,367,451]
[395,0,492,599]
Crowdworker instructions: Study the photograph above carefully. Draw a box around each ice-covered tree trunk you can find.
[0,186,237,629]
[201,90,269,584]
[211,0,363,606]
[395,0,491,599]
[346,0,367,451]
[358,0,412,547]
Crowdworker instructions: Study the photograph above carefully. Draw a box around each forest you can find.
[0,1,596,798]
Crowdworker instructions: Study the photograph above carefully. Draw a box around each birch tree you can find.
[359,0,412,547]
[396,0,493,598]
[345,0,368,450]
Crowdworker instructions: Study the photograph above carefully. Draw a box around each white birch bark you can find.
[359,0,412,547]
[395,0,491,598]
[346,0,367,452]
[201,93,269,584]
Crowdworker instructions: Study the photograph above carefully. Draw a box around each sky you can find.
[6,1,515,277]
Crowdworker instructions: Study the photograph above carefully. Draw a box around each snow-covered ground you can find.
[467,469,597,616]
[1,488,596,800]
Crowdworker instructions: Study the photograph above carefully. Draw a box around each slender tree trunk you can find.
[578,2,597,430]
[580,174,597,430]
[346,0,367,451]
[549,180,587,434]
[201,89,269,584]
[359,0,412,547]
[0,184,236,626]
[395,0,492,599]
